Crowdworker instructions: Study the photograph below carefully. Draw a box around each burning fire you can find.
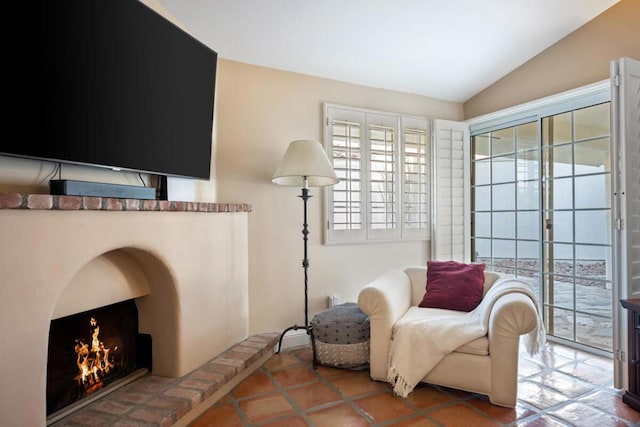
[74,317,117,390]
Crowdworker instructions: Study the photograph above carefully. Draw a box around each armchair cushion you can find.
[418,260,486,312]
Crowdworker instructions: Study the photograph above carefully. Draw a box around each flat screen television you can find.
[2,0,217,180]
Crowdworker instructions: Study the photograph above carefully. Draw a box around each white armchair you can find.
[358,266,540,407]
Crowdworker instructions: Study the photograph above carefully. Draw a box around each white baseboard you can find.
[277,329,310,350]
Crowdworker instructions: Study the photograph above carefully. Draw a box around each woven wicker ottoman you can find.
[311,302,370,369]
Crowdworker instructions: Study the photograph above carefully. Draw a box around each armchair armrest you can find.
[358,268,412,380]
[487,291,538,407]
[489,292,538,339]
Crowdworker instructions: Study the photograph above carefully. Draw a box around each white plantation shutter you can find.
[324,103,431,243]
[613,56,640,300]
[402,117,430,239]
[611,56,640,389]
[432,119,470,261]
[325,107,366,243]
[367,113,400,240]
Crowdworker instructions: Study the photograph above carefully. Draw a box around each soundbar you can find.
[49,179,156,200]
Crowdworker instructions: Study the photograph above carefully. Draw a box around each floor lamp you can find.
[271,140,338,368]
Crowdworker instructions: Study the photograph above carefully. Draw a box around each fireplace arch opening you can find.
[46,247,180,420]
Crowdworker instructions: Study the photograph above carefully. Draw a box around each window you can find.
[324,104,430,243]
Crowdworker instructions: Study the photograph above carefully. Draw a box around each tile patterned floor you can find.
[190,342,640,427]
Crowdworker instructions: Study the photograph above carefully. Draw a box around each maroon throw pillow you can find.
[418,260,486,312]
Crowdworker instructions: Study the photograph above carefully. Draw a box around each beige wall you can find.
[214,59,462,334]
[0,0,463,341]
[0,156,148,194]
[0,60,462,341]
[464,0,640,119]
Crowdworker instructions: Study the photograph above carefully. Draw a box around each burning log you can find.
[73,317,117,390]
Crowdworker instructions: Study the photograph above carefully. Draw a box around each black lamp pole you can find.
[276,180,318,369]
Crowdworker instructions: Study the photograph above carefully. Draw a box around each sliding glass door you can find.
[471,102,613,354]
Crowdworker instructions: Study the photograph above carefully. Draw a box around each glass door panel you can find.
[492,184,515,210]
[517,180,539,209]
[471,121,541,295]
[472,101,613,355]
[541,102,612,352]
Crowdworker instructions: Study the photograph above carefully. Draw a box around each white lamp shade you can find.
[271,140,339,187]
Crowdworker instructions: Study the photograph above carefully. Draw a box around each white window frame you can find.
[323,103,431,244]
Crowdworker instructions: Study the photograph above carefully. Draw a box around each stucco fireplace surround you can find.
[0,193,251,426]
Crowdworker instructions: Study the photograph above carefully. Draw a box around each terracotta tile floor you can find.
[190,342,640,427]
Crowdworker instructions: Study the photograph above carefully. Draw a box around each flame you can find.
[74,317,117,391]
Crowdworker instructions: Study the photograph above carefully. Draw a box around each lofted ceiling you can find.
[158,0,620,103]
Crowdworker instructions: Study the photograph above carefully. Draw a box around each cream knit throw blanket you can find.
[387,278,545,398]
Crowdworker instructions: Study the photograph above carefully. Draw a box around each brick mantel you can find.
[0,192,251,212]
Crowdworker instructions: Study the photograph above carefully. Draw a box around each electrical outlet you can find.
[328,295,339,308]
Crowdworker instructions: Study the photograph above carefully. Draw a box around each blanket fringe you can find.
[524,315,546,356]
[387,365,413,398]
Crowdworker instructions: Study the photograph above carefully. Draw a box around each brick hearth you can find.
[51,333,279,426]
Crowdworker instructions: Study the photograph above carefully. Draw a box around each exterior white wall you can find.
[475,160,610,260]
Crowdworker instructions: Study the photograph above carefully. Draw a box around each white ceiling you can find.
[158,0,620,103]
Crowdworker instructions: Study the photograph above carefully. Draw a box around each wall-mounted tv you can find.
[2,0,217,180]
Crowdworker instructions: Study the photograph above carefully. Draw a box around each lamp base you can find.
[276,324,318,369]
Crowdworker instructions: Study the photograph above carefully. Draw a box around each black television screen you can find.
[2,0,217,180]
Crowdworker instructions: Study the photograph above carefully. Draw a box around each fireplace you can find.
[46,300,152,420]
[0,193,251,426]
